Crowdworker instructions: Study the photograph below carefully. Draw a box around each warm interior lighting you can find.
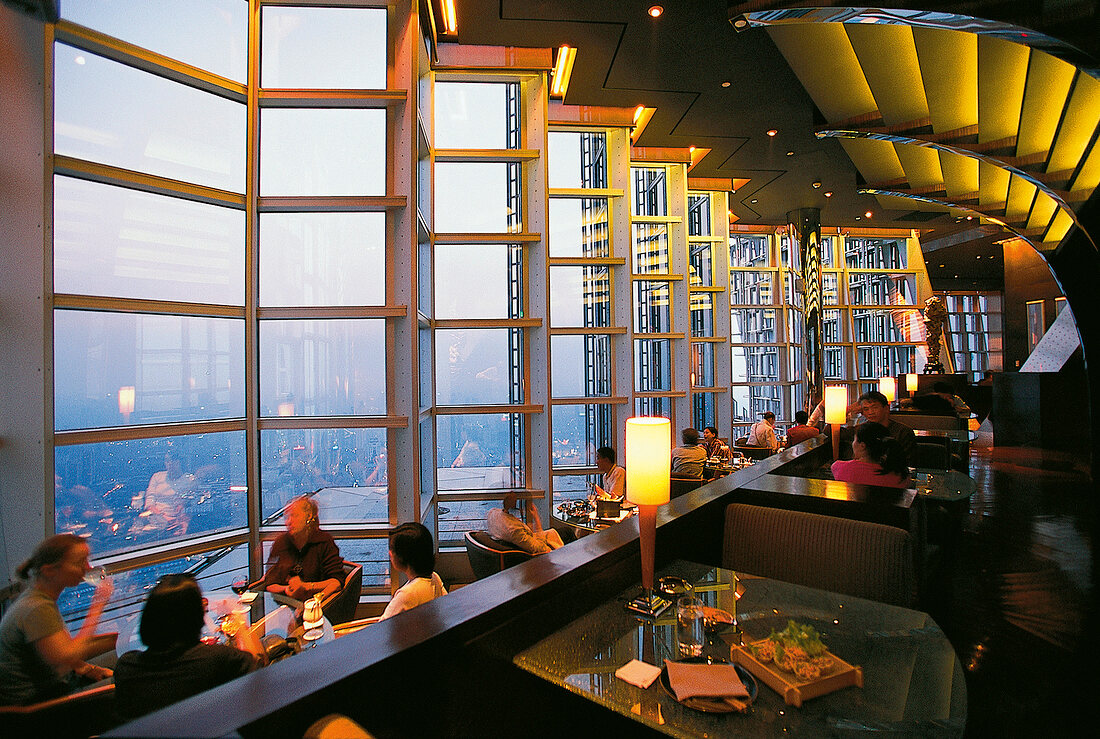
[865,210,873,218]
[633,104,645,123]
[688,145,696,153]
[648,5,663,18]
[626,417,671,507]
[824,386,848,425]
[824,191,833,198]
[118,386,135,422]
[878,376,896,402]
[812,181,822,188]
[720,80,731,88]
[905,373,919,393]
[277,402,295,416]
[766,129,778,137]
[550,45,577,98]
[440,0,457,35]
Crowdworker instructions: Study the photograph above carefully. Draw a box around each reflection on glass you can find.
[730,235,770,268]
[634,396,671,418]
[437,500,506,544]
[551,335,611,398]
[847,273,916,306]
[260,428,388,519]
[690,293,714,337]
[820,237,835,267]
[260,212,385,306]
[688,195,711,237]
[418,239,432,316]
[635,281,671,333]
[260,109,385,196]
[435,163,522,233]
[690,242,714,286]
[692,392,717,429]
[550,266,611,327]
[259,319,385,416]
[784,272,805,310]
[333,538,389,589]
[436,414,523,490]
[55,432,247,557]
[731,308,776,343]
[551,404,613,467]
[61,0,248,82]
[434,82,516,149]
[825,347,846,380]
[780,236,801,271]
[435,244,522,319]
[419,419,434,501]
[729,271,773,304]
[261,6,386,89]
[633,223,669,273]
[1026,301,1045,353]
[549,131,607,189]
[823,309,843,342]
[732,346,780,383]
[856,345,915,379]
[54,311,244,431]
[54,44,245,192]
[419,329,433,407]
[634,339,672,391]
[691,342,715,387]
[845,237,908,269]
[435,328,521,405]
[549,198,609,257]
[787,345,803,382]
[54,176,245,305]
[553,473,600,507]
[852,309,922,343]
[632,168,667,216]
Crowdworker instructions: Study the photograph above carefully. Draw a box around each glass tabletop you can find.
[514,561,966,737]
[911,469,977,502]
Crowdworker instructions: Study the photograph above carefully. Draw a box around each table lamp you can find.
[625,416,671,617]
[878,376,896,403]
[117,385,135,424]
[905,372,919,397]
[824,385,848,460]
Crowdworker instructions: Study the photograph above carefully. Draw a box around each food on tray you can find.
[749,639,776,663]
[757,620,833,682]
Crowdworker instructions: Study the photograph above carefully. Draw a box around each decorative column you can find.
[787,208,824,414]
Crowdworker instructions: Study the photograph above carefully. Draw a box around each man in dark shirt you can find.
[261,496,344,601]
[856,391,917,463]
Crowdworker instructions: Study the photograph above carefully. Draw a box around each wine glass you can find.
[230,579,248,595]
[83,566,108,587]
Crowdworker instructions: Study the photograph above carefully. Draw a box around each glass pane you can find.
[690,293,714,338]
[788,345,803,382]
[419,419,435,502]
[732,346,780,383]
[844,237,909,269]
[436,328,521,406]
[550,266,611,327]
[692,392,717,430]
[632,168,667,216]
[787,310,804,346]
[436,414,524,490]
[729,271,773,304]
[553,473,600,508]
[260,108,385,196]
[633,223,669,273]
[54,44,245,192]
[856,345,915,379]
[435,244,521,319]
[820,236,835,267]
[259,212,385,306]
[435,163,522,233]
[823,309,844,342]
[61,0,247,82]
[54,176,244,305]
[780,236,801,271]
[634,396,671,418]
[731,308,777,343]
[552,404,614,467]
[55,432,247,557]
[548,198,609,258]
[689,242,715,286]
[551,335,612,398]
[691,342,715,387]
[852,309,923,343]
[825,346,847,380]
[261,6,386,89]
[259,319,385,416]
[418,239,431,316]
[260,428,387,519]
[437,500,500,544]
[847,273,917,306]
[730,235,770,267]
[823,272,840,305]
[334,538,389,590]
[419,329,433,408]
[54,311,244,431]
[730,384,781,420]
[784,272,804,309]
[634,339,672,391]
[549,131,607,189]
[688,195,711,237]
[635,281,672,333]
[433,82,515,149]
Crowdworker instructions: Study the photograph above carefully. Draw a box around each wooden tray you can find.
[731,639,863,707]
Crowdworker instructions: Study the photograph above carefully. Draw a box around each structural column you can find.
[787,208,823,414]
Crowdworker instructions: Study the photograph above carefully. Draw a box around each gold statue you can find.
[923,295,949,373]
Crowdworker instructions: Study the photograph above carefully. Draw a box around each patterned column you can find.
[787,208,823,414]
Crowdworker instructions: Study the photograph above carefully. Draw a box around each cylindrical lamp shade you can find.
[117,386,135,416]
[824,386,848,425]
[905,373,918,392]
[625,417,671,507]
[878,376,896,402]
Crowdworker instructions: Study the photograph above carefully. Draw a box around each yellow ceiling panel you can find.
[978,160,1010,208]
[977,36,1029,144]
[1045,209,1073,244]
[844,24,928,126]
[912,28,977,134]
[938,149,979,198]
[894,143,943,190]
[1027,191,1058,231]
[1073,132,1100,192]
[768,25,877,122]
[1005,177,1037,223]
[839,137,905,183]
[872,194,947,213]
[1048,73,1100,175]
[1017,51,1076,158]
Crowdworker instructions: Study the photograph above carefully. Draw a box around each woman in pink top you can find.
[831,422,910,488]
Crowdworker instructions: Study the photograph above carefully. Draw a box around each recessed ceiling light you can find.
[954,274,959,278]
[824,192,833,198]
[733,17,749,29]
[750,198,758,204]
[976,255,981,259]
[766,129,778,137]
[689,145,696,153]
[633,104,645,123]
[966,215,973,220]
[855,215,862,220]
[864,210,873,218]
[939,264,945,268]
[811,181,822,189]
[720,81,731,88]
[648,5,663,18]
[786,151,794,156]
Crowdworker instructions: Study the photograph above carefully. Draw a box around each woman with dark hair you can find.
[379,523,447,621]
[0,534,115,705]
[831,422,910,488]
[114,574,265,720]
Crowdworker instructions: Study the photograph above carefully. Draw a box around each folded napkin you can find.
[663,660,749,702]
[615,659,663,689]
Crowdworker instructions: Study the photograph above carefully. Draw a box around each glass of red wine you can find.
[231,580,248,595]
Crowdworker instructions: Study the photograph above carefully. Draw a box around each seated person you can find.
[486,494,565,555]
[115,574,265,721]
[379,523,447,621]
[785,410,821,447]
[932,381,971,415]
[910,388,956,415]
[853,391,917,462]
[260,496,344,602]
[700,426,728,458]
[670,428,707,478]
[592,446,625,499]
[0,535,115,706]
[746,412,780,453]
[831,422,910,489]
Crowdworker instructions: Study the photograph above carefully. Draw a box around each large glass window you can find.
[435,328,522,406]
[436,414,524,490]
[549,132,607,189]
[551,336,612,397]
[260,6,387,89]
[434,82,518,149]
[550,266,611,327]
[549,198,609,258]
[552,404,614,468]
[435,163,522,232]
[435,244,522,319]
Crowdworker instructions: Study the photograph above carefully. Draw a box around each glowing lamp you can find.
[625,417,671,617]
[824,386,847,460]
[878,376,896,402]
[905,373,919,394]
[118,386,135,423]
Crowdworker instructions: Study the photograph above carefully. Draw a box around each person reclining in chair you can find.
[486,493,565,555]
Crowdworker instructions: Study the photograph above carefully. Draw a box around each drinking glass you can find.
[677,595,705,657]
[83,566,108,586]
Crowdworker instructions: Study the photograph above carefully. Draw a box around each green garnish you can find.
[765,620,827,657]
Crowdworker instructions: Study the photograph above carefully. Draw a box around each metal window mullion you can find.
[245,0,263,584]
